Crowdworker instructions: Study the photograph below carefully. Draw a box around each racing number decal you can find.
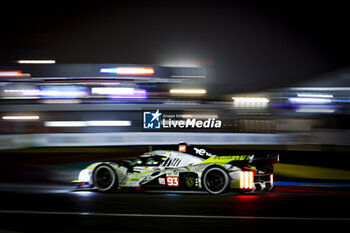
[166,176,179,187]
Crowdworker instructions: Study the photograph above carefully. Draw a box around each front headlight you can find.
[78,169,90,182]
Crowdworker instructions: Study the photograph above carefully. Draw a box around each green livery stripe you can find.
[88,163,99,170]
[126,177,140,183]
[141,171,153,175]
[198,155,251,165]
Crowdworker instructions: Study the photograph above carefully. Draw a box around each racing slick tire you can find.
[92,164,118,192]
[202,166,229,195]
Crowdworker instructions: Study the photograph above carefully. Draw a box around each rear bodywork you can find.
[74,143,278,193]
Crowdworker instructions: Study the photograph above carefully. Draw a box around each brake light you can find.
[240,171,254,189]
[270,174,273,185]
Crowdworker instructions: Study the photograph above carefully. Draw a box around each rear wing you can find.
[177,142,278,172]
[250,154,279,173]
[251,154,279,165]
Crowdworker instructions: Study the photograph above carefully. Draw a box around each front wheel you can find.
[92,164,118,192]
[202,167,229,195]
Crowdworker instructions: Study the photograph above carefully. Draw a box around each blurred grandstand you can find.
[0,63,349,149]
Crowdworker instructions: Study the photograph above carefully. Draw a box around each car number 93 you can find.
[166,176,179,187]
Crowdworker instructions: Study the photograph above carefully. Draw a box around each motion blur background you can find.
[0,1,350,232]
[0,0,349,183]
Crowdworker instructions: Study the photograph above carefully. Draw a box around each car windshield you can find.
[133,155,167,166]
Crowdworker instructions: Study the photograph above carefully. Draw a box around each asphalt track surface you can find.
[0,184,349,233]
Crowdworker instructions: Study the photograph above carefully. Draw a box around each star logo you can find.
[150,109,162,122]
[143,109,162,129]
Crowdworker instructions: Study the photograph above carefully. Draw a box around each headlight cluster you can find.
[78,169,90,182]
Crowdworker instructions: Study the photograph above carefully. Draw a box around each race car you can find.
[73,143,278,194]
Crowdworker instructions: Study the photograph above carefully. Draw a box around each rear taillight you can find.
[270,174,273,185]
[240,171,254,189]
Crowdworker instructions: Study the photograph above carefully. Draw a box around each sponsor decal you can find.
[158,177,166,185]
[193,147,215,157]
[199,155,253,165]
[214,155,251,161]
[185,177,195,188]
[179,145,186,152]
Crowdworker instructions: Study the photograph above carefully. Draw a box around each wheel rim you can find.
[204,168,228,194]
[94,166,115,190]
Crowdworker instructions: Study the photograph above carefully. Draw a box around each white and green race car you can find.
[73,143,278,194]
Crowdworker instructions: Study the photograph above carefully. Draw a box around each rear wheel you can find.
[92,164,118,192]
[202,167,229,195]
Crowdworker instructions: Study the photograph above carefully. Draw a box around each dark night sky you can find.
[1,1,350,94]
